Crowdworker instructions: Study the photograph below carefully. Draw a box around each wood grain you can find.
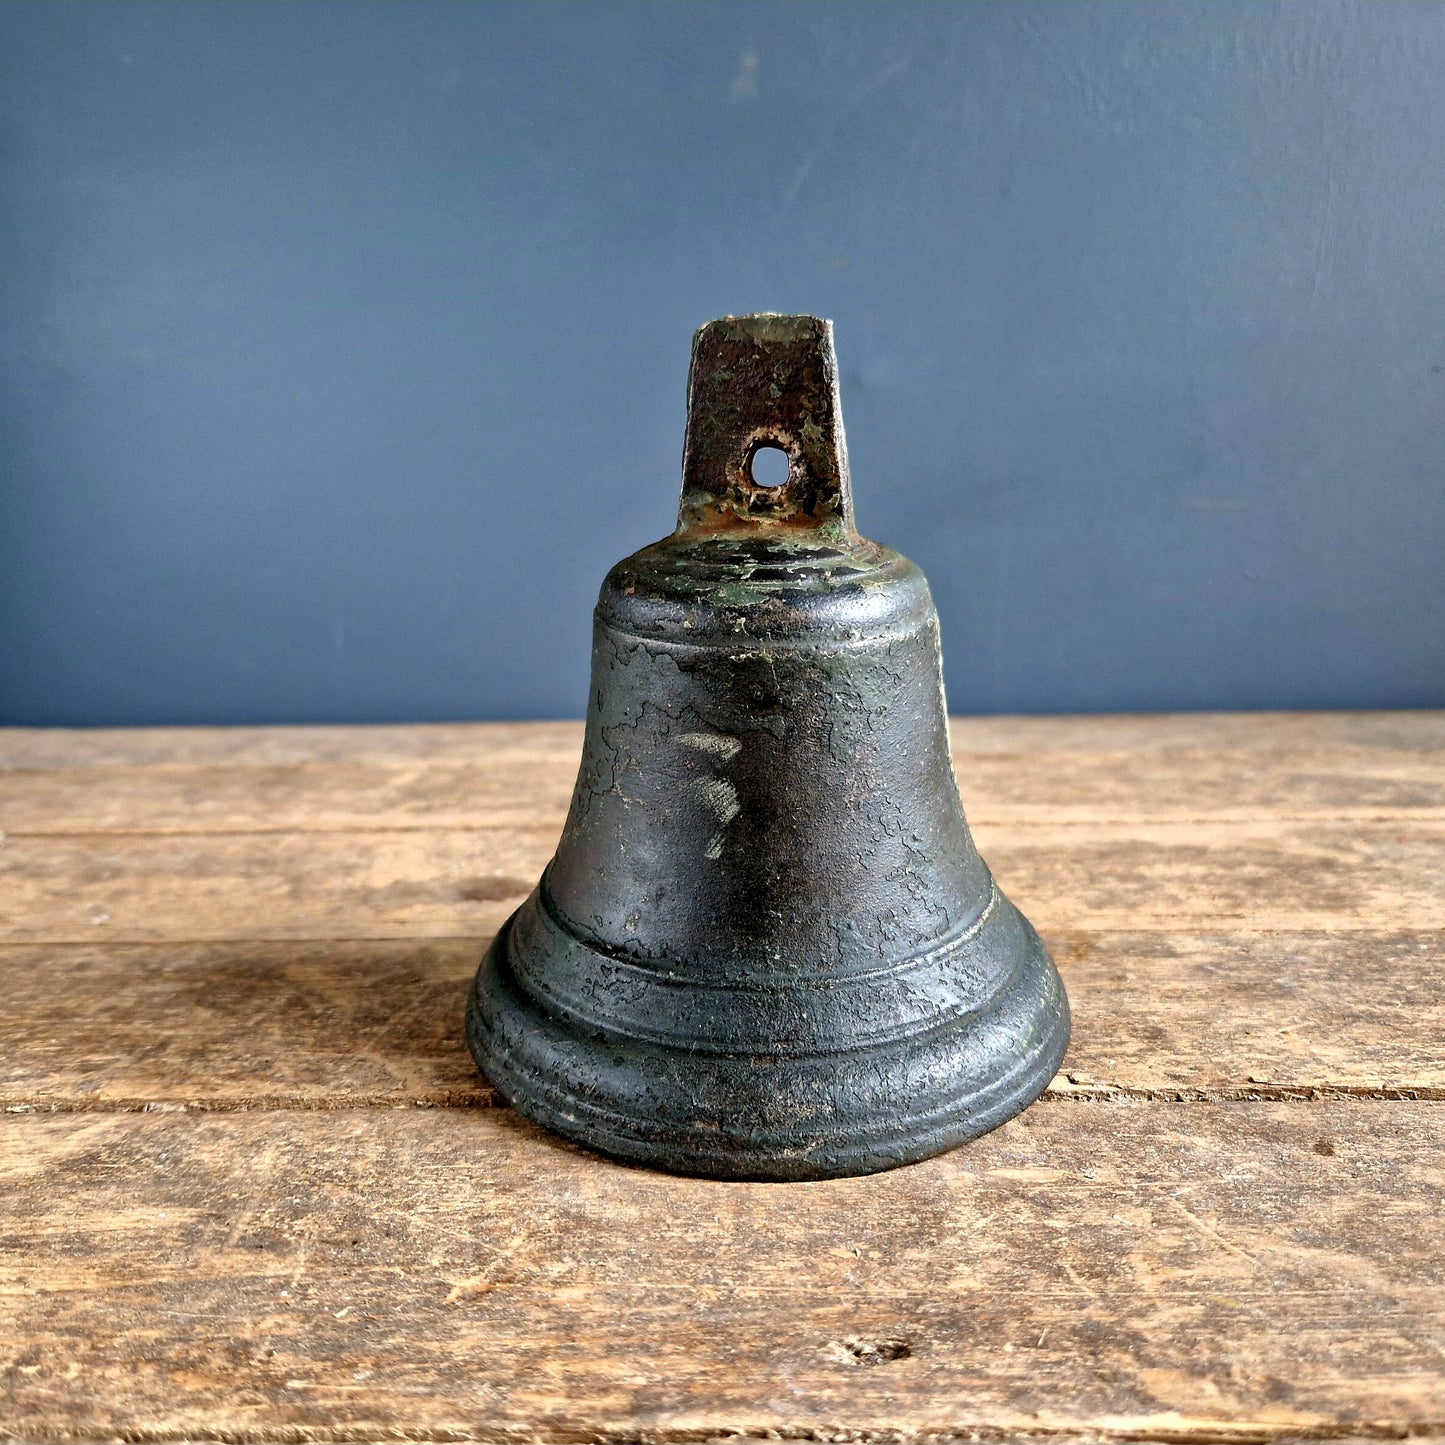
[2,819,1441,944]
[1,1102,1441,1444]
[2,930,1440,1113]
[0,827,553,943]
[0,720,587,770]
[2,712,1442,1442]
[3,714,1443,836]
[5,748,1444,833]
[4,710,1443,770]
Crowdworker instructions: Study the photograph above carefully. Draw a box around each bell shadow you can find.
[8,935,503,1107]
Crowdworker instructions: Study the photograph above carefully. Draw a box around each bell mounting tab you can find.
[678,314,856,538]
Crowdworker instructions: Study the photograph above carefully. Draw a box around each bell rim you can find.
[466,901,1071,1183]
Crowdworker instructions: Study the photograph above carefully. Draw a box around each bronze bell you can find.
[467,314,1069,1179]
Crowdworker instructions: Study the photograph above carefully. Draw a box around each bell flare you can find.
[466,313,1070,1179]
[468,882,1068,1181]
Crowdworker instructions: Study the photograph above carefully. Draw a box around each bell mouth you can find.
[466,887,1070,1183]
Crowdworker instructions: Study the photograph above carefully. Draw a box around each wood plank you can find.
[953,744,1445,824]
[2,711,1442,837]
[2,820,1441,944]
[0,759,576,835]
[1,930,1440,1112]
[3,744,1443,834]
[1,1102,1440,1442]
[0,939,496,1111]
[945,708,1445,756]
[1044,928,1445,1098]
[0,715,1438,1440]
[971,817,1445,933]
[0,720,586,769]
[0,827,554,943]
[0,759,580,834]
[4,710,1443,769]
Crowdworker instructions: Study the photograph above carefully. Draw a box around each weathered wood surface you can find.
[2,1103,1442,1444]
[2,930,1441,1113]
[3,821,1443,943]
[5,710,1444,770]
[0,711,1442,1442]
[4,713,1444,833]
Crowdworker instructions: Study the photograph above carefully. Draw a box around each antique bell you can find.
[467,314,1070,1179]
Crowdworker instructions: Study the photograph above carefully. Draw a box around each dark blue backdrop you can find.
[2,0,1442,726]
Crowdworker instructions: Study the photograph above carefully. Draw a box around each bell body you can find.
[467,314,1069,1179]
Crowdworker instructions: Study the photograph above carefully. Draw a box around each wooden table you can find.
[1,712,1442,1443]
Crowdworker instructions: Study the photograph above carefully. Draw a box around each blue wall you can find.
[2,0,1441,725]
